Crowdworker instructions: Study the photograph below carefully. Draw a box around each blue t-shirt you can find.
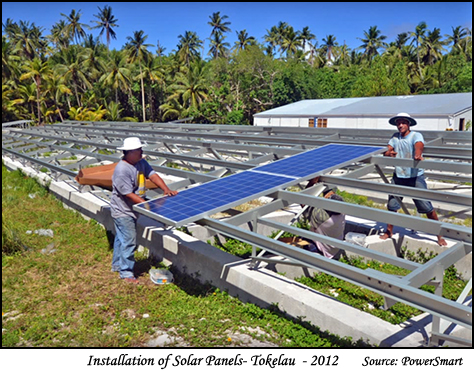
[388,131,424,178]
[110,159,156,219]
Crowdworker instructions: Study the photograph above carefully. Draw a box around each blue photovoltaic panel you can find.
[134,144,384,226]
[253,144,384,178]
[135,171,294,226]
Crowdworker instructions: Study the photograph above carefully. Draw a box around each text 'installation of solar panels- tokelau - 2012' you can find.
[133,144,385,227]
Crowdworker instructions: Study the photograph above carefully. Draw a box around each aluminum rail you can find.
[320,175,472,207]
[4,130,255,172]
[199,217,472,329]
[2,135,221,184]
[2,147,78,178]
[370,156,472,174]
[59,120,473,141]
[28,123,472,159]
[275,190,472,243]
[50,127,305,157]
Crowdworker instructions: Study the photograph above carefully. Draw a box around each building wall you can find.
[254,110,473,131]
[454,110,472,131]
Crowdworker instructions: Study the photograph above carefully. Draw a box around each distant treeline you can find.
[2,7,472,125]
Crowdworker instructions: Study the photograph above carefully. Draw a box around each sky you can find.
[2,2,473,56]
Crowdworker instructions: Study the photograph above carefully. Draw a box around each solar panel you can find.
[134,144,384,226]
[252,143,384,178]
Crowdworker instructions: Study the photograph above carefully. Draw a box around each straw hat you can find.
[389,112,417,126]
[117,137,145,150]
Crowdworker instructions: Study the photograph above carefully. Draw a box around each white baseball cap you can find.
[117,137,146,150]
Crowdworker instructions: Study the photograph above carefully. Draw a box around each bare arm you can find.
[384,145,397,157]
[124,192,146,205]
[149,173,178,196]
[414,141,424,160]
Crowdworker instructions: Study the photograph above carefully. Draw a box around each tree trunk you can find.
[55,99,64,122]
[35,77,42,124]
[139,64,146,122]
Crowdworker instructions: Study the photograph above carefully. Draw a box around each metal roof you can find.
[254,93,472,118]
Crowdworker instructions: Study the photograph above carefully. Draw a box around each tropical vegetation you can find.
[2,7,472,125]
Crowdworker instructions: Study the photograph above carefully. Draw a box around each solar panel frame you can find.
[134,144,385,227]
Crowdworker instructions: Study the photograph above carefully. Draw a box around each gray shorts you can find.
[387,174,434,214]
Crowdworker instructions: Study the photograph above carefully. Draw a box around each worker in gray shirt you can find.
[110,137,178,284]
[303,177,346,259]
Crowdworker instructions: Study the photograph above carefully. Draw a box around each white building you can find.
[253,93,472,131]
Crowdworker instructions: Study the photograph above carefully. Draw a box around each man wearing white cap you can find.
[110,137,178,283]
[380,113,447,246]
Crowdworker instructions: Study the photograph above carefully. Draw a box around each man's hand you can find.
[384,148,397,157]
[163,188,178,196]
[413,153,424,161]
[414,141,424,161]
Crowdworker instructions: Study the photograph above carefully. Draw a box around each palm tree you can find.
[156,40,166,57]
[167,60,208,111]
[357,25,387,61]
[333,43,351,66]
[395,32,410,49]
[208,32,230,59]
[233,30,256,52]
[445,26,467,54]
[385,32,410,59]
[19,57,50,123]
[264,22,289,58]
[207,12,231,59]
[422,27,446,65]
[299,26,315,52]
[6,20,46,60]
[2,36,21,80]
[60,9,89,45]
[48,20,70,51]
[410,21,428,80]
[176,31,203,66]
[80,34,106,82]
[91,5,119,50]
[321,34,338,64]
[159,97,185,122]
[125,30,153,122]
[44,70,72,122]
[263,26,279,57]
[13,82,37,120]
[461,27,471,57]
[138,55,166,121]
[208,11,231,37]
[54,45,92,107]
[2,82,19,122]
[2,18,17,39]
[281,26,302,57]
[100,50,131,102]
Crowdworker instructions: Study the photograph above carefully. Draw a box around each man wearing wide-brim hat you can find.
[110,137,178,284]
[380,113,447,246]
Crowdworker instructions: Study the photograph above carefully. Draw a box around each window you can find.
[317,118,327,128]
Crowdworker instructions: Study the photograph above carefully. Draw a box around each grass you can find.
[2,164,371,347]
